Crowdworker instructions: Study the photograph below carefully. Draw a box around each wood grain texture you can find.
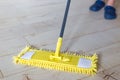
[0,0,120,80]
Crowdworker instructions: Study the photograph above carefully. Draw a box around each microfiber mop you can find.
[13,0,98,75]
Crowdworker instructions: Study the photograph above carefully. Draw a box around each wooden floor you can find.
[0,0,120,80]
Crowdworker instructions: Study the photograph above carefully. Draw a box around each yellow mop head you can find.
[13,46,98,75]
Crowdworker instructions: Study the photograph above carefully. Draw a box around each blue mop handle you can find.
[59,0,71,38]
[54,0,71,58]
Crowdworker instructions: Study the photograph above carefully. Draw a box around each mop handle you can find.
[60,0,71,37]
[55,0,71,57]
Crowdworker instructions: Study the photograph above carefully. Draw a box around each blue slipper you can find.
[90,0,105,11]
[104,6,117,20]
